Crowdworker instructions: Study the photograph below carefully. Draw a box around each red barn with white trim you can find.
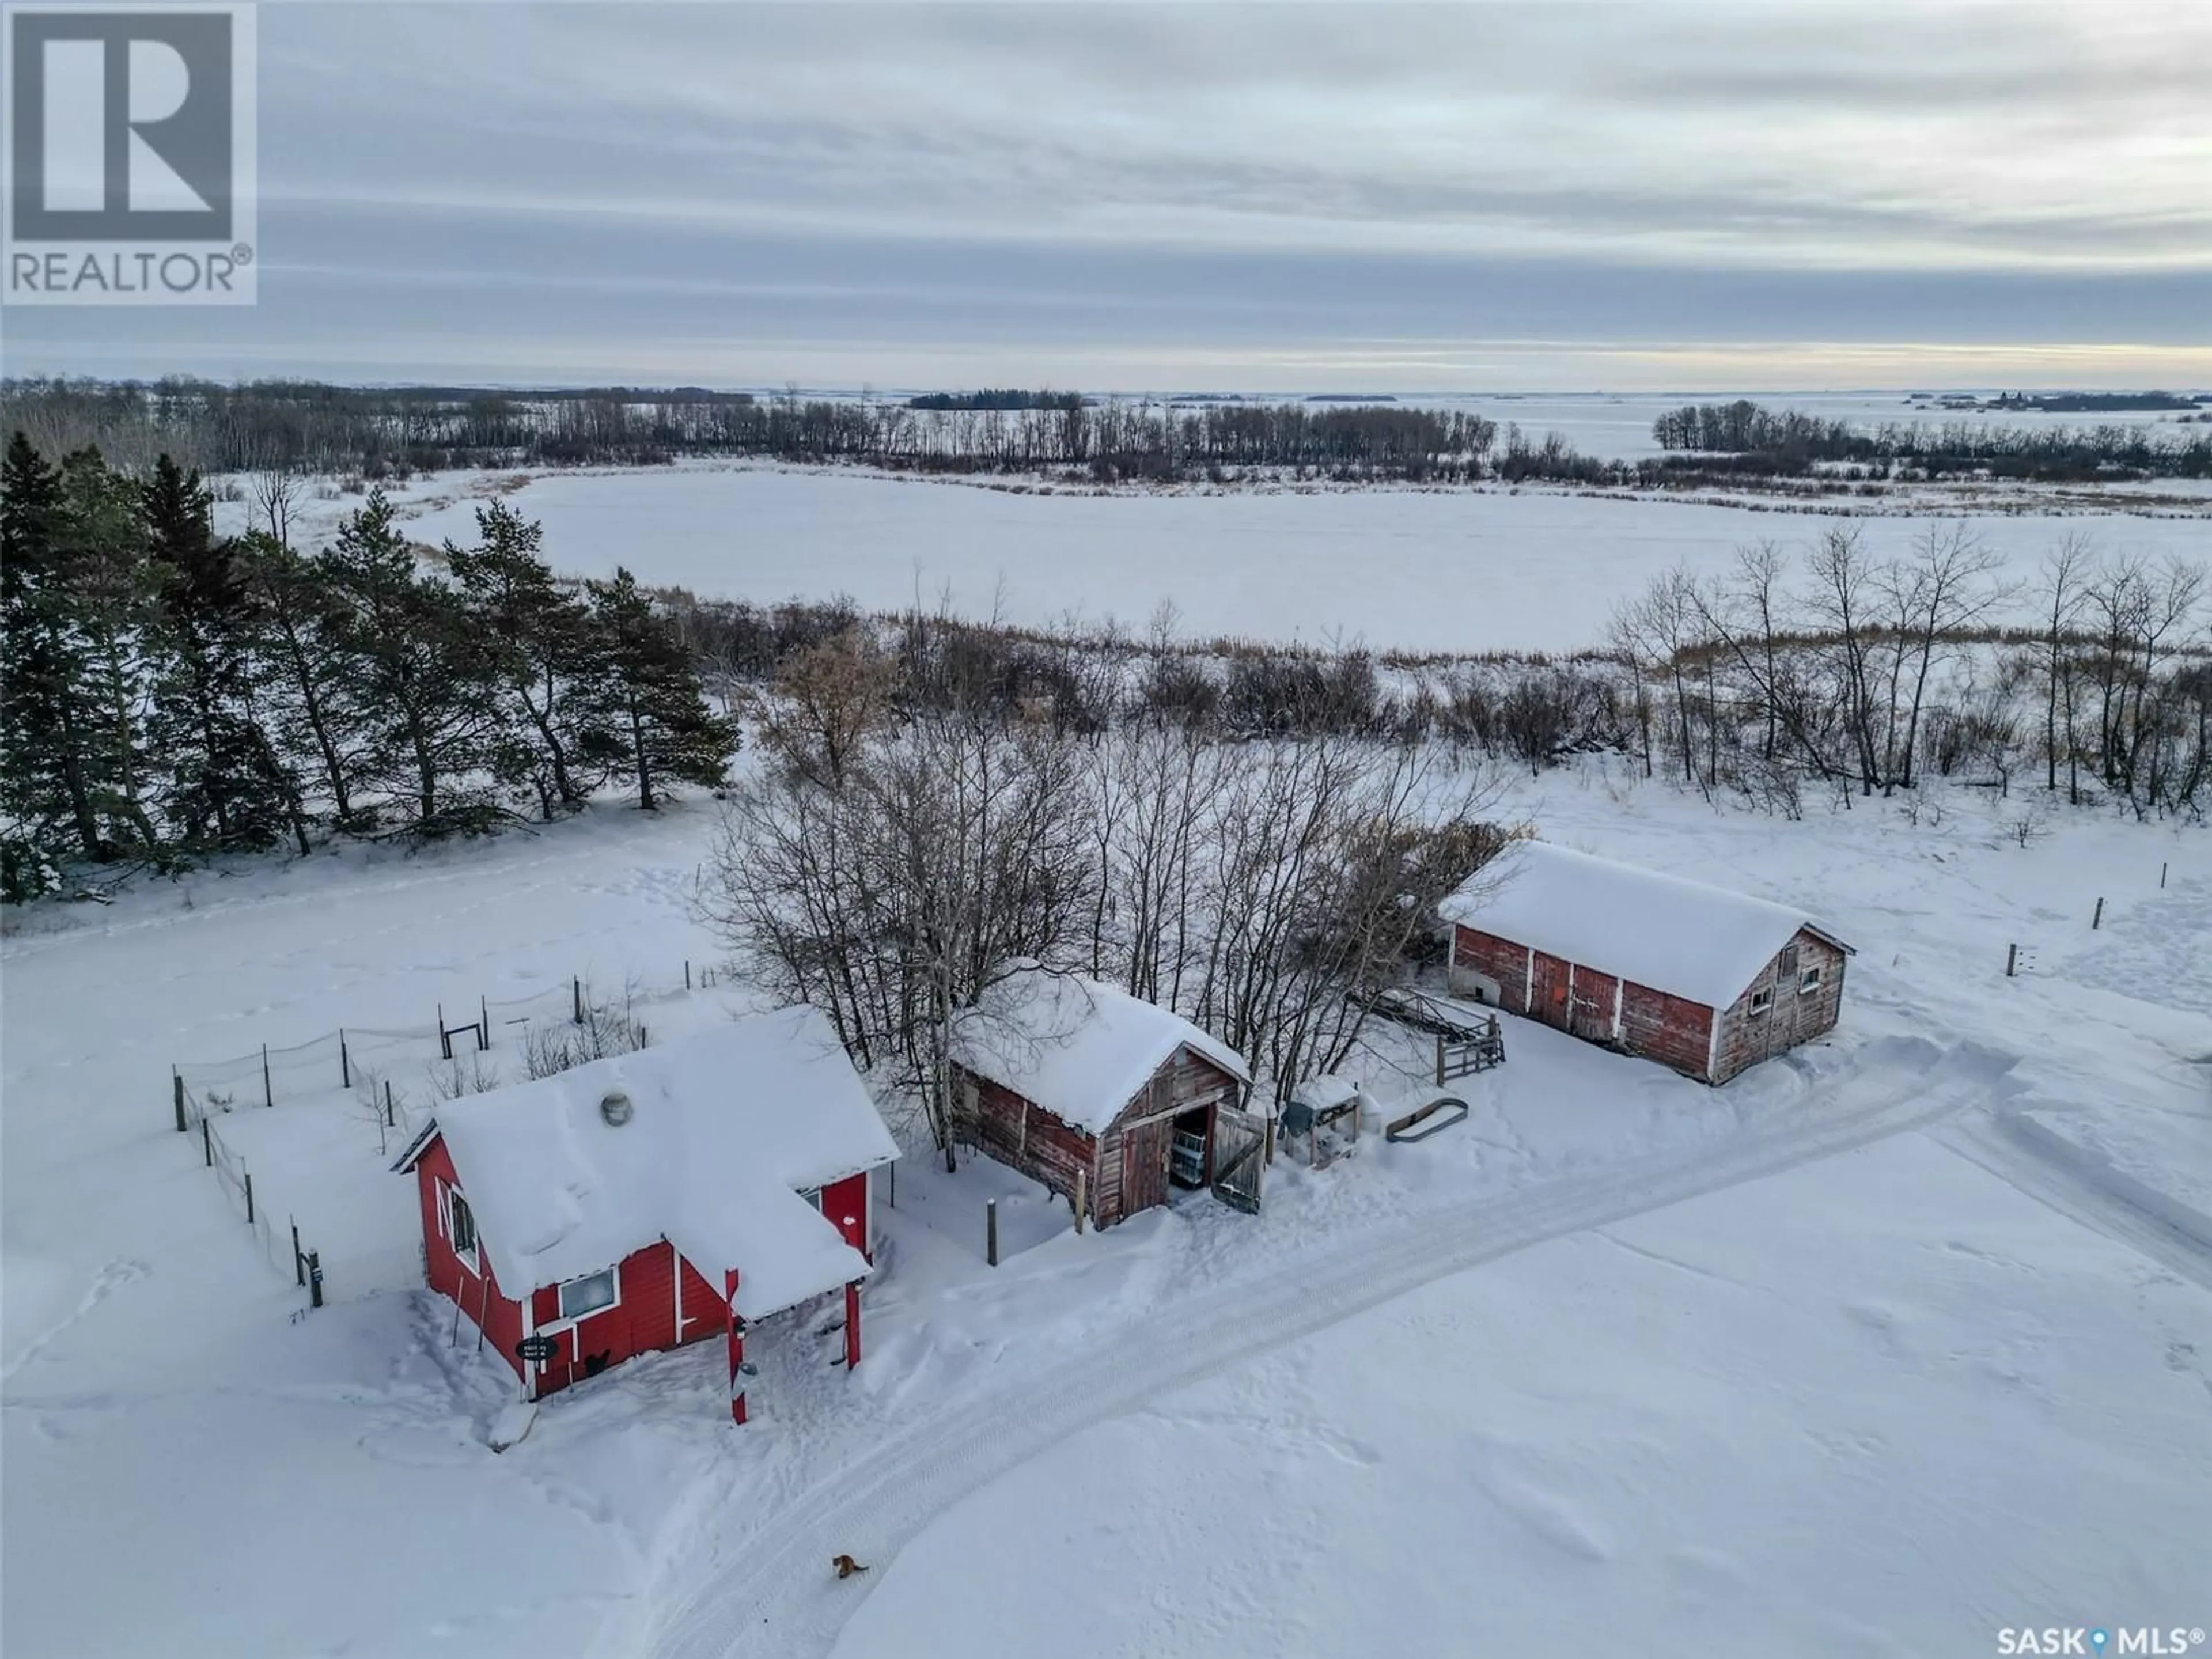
[392,1005,896,1418]
[1440,842,1853,1085]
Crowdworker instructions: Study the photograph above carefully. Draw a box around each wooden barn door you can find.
[1570,969,1618,1043]
[1210,1106,1266,1214]
[1119,1117,1174,1217]
[1531,952,1573,1031]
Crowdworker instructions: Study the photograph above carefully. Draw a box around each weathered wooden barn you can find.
[1439,842,1853,1085]
[392,1006,896,1419]
[952,969,1256,1226]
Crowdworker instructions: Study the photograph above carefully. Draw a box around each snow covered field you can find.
[5,758,2207,1659]
[378,465,2211,656]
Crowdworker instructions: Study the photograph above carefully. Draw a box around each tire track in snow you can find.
[624,1042,2013,1659]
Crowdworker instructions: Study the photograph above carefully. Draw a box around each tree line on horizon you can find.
[0,433,732,902]
[15,377,2205,491]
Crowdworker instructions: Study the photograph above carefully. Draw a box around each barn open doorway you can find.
[1169,1105,1211,1188]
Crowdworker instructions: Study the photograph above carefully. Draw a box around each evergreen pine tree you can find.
[141,454,297,852]
[585,567,735,810]
[237,528,370,829]
[55,448,163,858]
[445,501,617,819]
[0,432,100,889]
[320,490,508,835]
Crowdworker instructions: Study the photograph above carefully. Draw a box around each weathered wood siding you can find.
[1709,928,1849,1085]
[1618,982,1717,1078]
[960,1047,1243,1228]
[1450,925,1531,1013]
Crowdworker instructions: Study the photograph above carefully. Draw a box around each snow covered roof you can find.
[403,1006,896,1320]
[1438,841,1851,1010]
[951,968,1250,1137]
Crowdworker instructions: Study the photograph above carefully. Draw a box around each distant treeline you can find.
[906,389,1085,411]
[1650,397,2212,482]
[0,434,731,901]
[7,378,2210,493]
[1987,392,2205,413]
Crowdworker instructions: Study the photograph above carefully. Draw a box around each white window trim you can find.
[1748,987,1775,1018]
[1798,966,1823,995]
[440,1179,480,1275]
[554,1266,621,1324]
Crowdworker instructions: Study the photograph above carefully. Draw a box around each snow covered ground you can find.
[366,464,2209,656]
[824,1134,2212,1659]
[4,765,2208,1658]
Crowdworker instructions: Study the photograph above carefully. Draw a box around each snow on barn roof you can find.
[952,968,1250,1137]
[403,1006,896,1320]
[1438,841,1851,1011]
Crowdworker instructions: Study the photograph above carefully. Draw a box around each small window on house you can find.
[1749,988,1775,1017]
[1798,966,1823,995]
[558,1268,617,1321]
[444,1184,478,1269]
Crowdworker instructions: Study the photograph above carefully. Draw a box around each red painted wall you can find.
[416,1134,879,1400]
[413,1137,527,1384]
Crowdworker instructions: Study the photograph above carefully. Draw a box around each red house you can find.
[950,968,1253,1227]
[1440,842,1853,1085]
[391,1005,896,1419]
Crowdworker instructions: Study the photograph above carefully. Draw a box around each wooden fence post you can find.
[573,977,584,1025]
[244,1169,255,1226]
[1074,1168,1087,1236]
[172,1071,185,1133]
[1434,1032,1446,1086]
[2161,861,2169,889]
[2092,897,2104,930]
[438,1003,450,1062]
[202,1117,213,1167]
[886,1161,895,1209]
[292,1219,303,1286]
[2006,943,2018,978]
[685,960,692,991]
[987,1199,999,1267]
[260,1045,272,1108]
[308,1249,323,1309]
[384,1080,394,1126]
[478,995,489,1051]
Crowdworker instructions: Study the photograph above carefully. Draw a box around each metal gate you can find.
[1211,1105,1266,1214]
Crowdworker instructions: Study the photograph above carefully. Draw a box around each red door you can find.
[1532,952,1572,1032]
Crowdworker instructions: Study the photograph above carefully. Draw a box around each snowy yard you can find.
[5,764,2209,1658]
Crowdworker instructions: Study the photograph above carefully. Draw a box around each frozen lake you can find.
[397,466,2210,654]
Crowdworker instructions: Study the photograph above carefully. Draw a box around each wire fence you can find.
[169,960,738,1304]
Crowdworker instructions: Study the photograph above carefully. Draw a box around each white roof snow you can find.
[418,1005,896,1320]
[1438,841,1850,1011]
[952,968,1250,1137]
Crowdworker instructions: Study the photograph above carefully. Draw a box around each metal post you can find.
[2006,942,2018,978]
[244,1169,255,1225]
[478,995,489,1051]
[308,1249,323,1309]
[2162,861,2169,889]
[261,1045,272,1109]
[384,1080,394,1126]
[292,1219,303,1286]
[438,1003,450,1062]
[573,976,584,1025]
[725,1268,747,1425]
[2092,897,2104,930]
[202,1116,213,1166]
[987,1199,999,1267]
[685,960,692,991]
[339,1029,350,1089]
[1434,1032,1446,1086]
[886,1161,895,1209]
[173,1071,186,1133]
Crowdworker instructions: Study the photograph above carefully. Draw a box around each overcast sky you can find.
[6,1,2210,392]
